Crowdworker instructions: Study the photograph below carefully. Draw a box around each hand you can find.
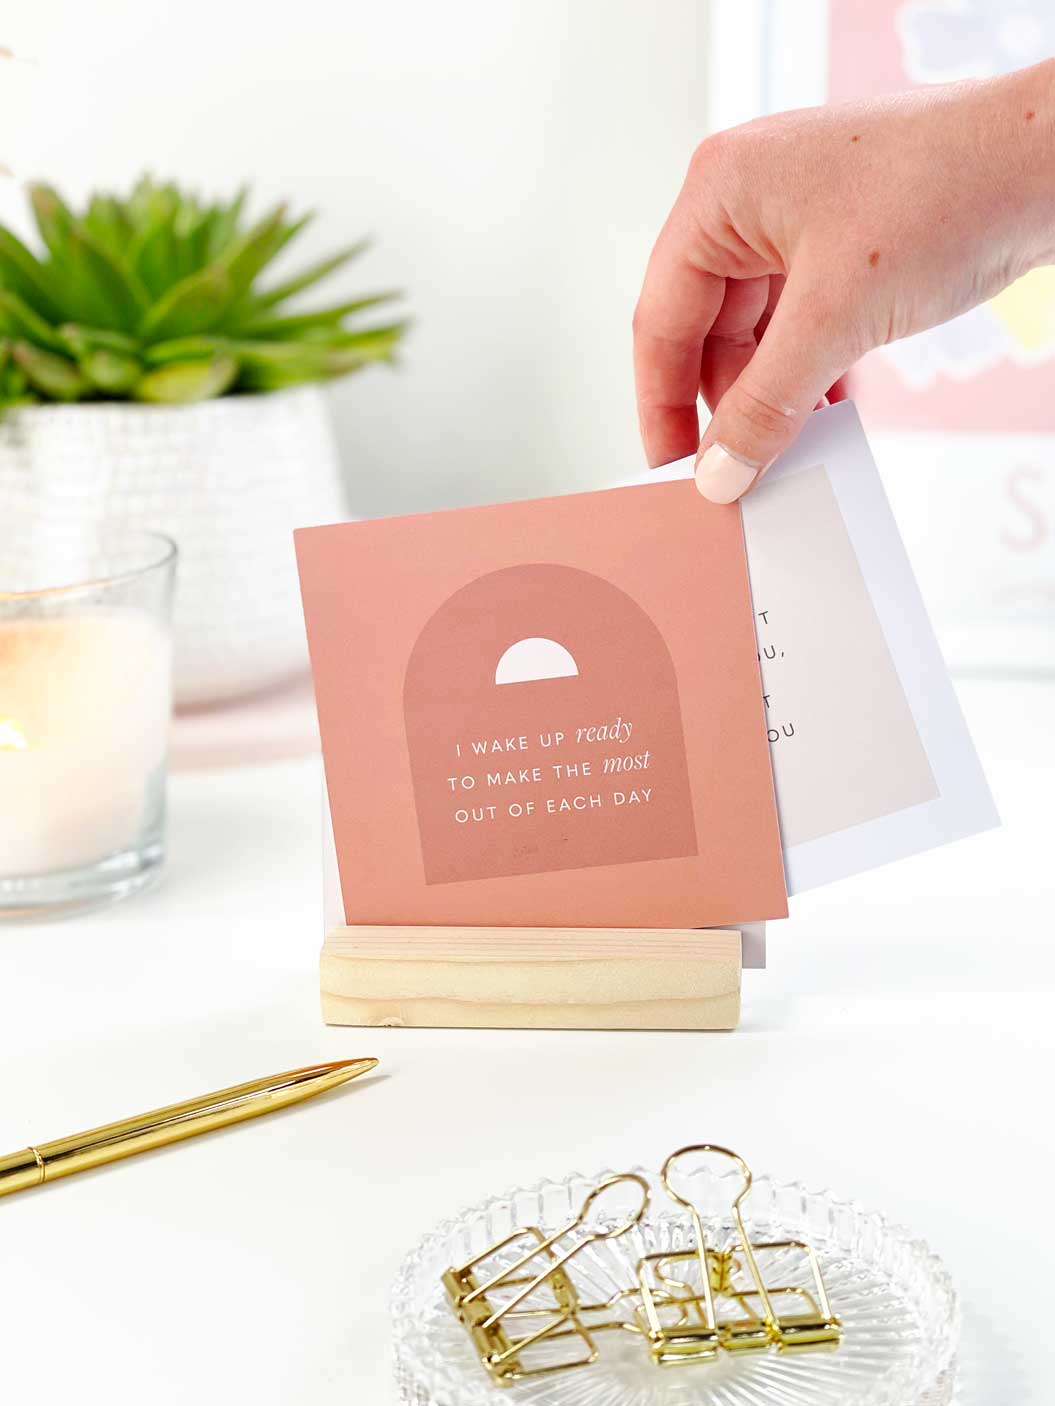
[633,61,1055,502]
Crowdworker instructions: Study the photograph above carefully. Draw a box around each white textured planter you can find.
[0,386,346,706]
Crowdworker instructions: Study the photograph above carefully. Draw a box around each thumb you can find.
[695,273,846,504]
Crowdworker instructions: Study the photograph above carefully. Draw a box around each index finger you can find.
[633,206,725,467]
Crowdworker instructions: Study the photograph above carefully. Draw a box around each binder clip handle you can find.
[577,1172,651,1242]
[661,1143,752,1216]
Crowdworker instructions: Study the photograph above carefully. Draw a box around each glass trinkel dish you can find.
[392,1163,959,1406]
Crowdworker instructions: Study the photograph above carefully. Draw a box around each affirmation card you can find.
[296,481,788,931]
[645,401,1000,893]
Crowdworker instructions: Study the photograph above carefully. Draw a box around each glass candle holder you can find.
[0,530,176,919]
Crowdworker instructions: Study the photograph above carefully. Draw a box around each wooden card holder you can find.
[320,926,742,1031]
[321,790,745,1031]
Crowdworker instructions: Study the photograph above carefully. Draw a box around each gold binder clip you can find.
[442,1173,650,1385]
[637,1144,841,1365]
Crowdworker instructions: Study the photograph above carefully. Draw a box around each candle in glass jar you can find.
[0,613,171,877]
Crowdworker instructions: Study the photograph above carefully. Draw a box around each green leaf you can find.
[219,204,297,305]
[206,186,248,261]
[233,291,400,340]
[180,207,218,279]
[80,348,142,394]
[138,263,232,340]
[82,195,134,260]
[248,239,368,313]
[129,216,180,301]
[0,288,64,350]
[133,353,238,403]
[0,344,33,408]
[142,334,227,366]
[171,197,209,280]
[50,229,149,331]
[0,342,21,384]
[28,183,76,258]
[59,323,141,358]
[320,320,407,356]
[229,339,334,390]
[127,175,179,235]
[12,342,89,400]
[0,228,62,321]
[230,323,404,390]
[131,195,218,288]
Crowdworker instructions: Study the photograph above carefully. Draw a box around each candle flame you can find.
[0,717,28,751]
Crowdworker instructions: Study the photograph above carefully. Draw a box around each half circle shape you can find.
[495,636,579,685]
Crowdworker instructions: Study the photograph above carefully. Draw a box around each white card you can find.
[638,400,1000,894]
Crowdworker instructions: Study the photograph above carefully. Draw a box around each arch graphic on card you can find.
[403,563,697,885]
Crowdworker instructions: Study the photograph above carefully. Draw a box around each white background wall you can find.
[2,1,714,518]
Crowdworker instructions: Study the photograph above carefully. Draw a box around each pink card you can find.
[296,480,787,929]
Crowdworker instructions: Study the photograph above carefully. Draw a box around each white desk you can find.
[1,678,1051,1406]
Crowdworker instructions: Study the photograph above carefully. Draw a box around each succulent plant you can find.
[0,176,406,409]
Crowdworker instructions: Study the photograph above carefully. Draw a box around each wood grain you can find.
[320,926,741,1030]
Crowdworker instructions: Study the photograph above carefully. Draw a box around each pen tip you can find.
[290,1058,378,1088]
[333,1057,379,1076]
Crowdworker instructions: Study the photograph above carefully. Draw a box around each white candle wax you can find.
[0,613,171,877]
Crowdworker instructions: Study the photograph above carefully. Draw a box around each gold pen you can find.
[0,1058,377,1197]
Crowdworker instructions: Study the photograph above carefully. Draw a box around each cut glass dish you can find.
[392,1164,959,1406]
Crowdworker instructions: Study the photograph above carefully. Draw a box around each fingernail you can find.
[695,444,761,504]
